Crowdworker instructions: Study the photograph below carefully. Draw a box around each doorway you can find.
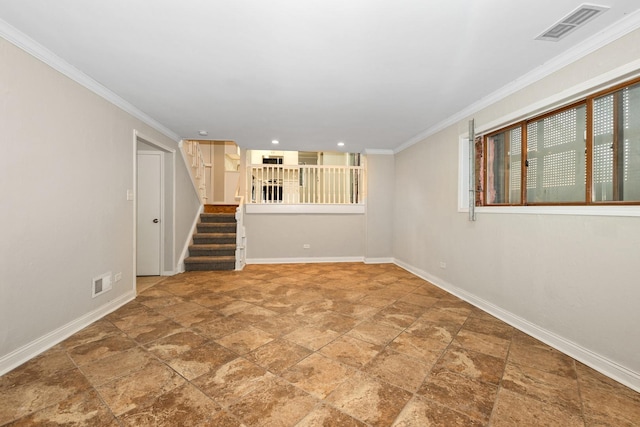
[134,131,176,283]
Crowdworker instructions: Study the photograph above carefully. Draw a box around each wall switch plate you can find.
[439,261,446,269]
[126,189,134,201]
[114,272,122,282]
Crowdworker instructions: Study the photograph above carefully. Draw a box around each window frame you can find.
[479,76,640,207]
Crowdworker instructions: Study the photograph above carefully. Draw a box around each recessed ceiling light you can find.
[198,130,208,136]
[337,142,345,147]
[272,140,279,144]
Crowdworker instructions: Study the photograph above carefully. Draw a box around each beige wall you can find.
[245,213,365,261]
[393,29,640,389]
[364,153,394,261]
[0,37,200,372]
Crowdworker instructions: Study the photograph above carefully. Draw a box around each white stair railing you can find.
[182,140,208,203]
[248,164,365,205]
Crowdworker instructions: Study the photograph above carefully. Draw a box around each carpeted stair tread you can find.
[189,244,236,249]
[185,256,236,263]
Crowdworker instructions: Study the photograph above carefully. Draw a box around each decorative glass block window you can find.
[526,105,586,203]
[592,82,640,202]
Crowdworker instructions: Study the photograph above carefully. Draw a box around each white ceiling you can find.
[1,0,640,153]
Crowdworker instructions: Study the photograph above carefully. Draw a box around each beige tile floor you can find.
[1,263,639,426]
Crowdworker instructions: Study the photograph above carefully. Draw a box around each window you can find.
[477,78,640,206]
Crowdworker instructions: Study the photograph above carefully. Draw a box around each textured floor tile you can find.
[461,316,514,340]
[387,331,446,364]
[136,289,184,309]
[418,369,498,423]
[0,349,75,388]
[245,339,312,374]
[95,359,185,416]
[165,341,237,380]
[145,330,209,360]
[330,301,380,319]
[228,377,317,427]
[66,333,138,366]
[418,307,469,326]
[577,363,640,426]
[217,300,254,316]
[326,371,412,427]
[284,326,340,350]
[124,318,185,345]
[193,316,249,340]
[5,389,118,427]
[193,357,274,406]
[161,305,221,327]
[186,293,235,309]
[372,302,423,329]
[308,311,359,333]
[502,362,581,412]
[491,388,584,426]
[251,313,305,336]
[319,335,382,368]
[365,348,432,393]
[452,328,511,359]
[282,353,355,399]
[508,338,576,379]
[398,292,439,308]
[119,383,222,426]
[404,319,459,345]
[345,320,403,346]
[392,394,483,427]
[60,319,122,350]
[296,404,367,427]
[0,368,92,424]
[359,295,396,308]
[215,326,275,354]
[434,346,505,385]
[108,306,167,331]
[231,305,279,324]
[80,347,156,386]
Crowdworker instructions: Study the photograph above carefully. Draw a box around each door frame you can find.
[133,130,176,291]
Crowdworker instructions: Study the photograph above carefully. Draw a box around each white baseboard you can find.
[364,257,394,264]
[393,258,640,393]
[246,256,365,265]
[0,290,135,376]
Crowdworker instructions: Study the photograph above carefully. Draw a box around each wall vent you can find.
[92,272,112,298]
[536,4,609,41]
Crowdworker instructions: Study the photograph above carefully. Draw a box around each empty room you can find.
[1,1,639,425]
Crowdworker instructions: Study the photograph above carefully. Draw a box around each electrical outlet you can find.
[439,261,446,269]
[114,272,122,282]
[303,244,311,249]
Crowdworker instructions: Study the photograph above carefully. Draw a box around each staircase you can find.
[184,205,238,271]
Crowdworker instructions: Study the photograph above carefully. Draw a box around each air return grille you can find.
[536,4,609,41]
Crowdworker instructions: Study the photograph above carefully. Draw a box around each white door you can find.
[137,152,162,275]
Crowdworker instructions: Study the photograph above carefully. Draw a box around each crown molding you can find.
[363,148,394,155]
[394,8,640,154]
[0,18,181,143]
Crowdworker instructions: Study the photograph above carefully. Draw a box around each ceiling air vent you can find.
[536,4,609,41]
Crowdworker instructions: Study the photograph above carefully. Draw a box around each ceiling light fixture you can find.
[272,140,279,144]
[198,130,208,136]
[337,142,345,147]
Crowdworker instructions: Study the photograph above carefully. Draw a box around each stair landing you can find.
[204,204,238,214]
